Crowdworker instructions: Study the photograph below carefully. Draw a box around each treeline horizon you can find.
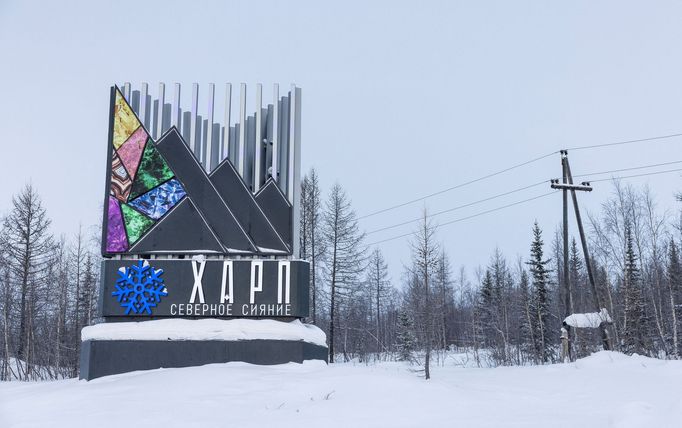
[1,171,681,381]
[300,170,682,376]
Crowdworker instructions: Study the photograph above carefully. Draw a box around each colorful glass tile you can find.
[110,150,132,202]
[117,126,147,181]
[128,179,187,220]
[129,140,175,200]
[113,90,141,149]
[106,196,128,252]
[120,203,155,245]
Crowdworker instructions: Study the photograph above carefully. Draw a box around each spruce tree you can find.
[527,221,552,363]
[569,238,586,312]
[396,311,416,361]
[622,224,648,355]
[476,270,494,348]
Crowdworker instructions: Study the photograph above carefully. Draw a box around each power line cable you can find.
[366,180,547,235]
[366,191,558,246]
[359,132,682,220]
[573,160,682,179]
[357,151,557,220]
[366,160,682,236]
[565,132,682,152]
[366,166,682,247]
[586,167,682,183]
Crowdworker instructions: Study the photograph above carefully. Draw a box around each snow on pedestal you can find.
[81,318,327,347]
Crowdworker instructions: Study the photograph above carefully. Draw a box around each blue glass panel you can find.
[128,178,187,220]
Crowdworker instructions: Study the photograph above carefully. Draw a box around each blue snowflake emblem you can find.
[112,260,167,315]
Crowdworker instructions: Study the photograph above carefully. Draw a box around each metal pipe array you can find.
[122,82,302,256]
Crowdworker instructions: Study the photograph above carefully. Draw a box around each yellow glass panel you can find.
[113,90,141,149]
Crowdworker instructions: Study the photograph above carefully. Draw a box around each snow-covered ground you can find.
[1,351,681,428]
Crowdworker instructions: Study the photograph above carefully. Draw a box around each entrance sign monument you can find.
[79,83,327,380]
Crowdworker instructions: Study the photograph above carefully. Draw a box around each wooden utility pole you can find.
[561,153,573,360]
[551,150,612,351]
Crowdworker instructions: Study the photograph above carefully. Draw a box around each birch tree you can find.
[434,251,454,350]
[409,210,440,379]
[366,248,390,358]
[301,168,324,324]
[3,184,53,379]
[0,225,12,380]
[666,239,681,357]
[322,183,365,363]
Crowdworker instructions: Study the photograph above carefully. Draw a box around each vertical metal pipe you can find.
[140,82,148,130]
[264,105,272,178]
[238,83,247,177]
[190,83,199,155]
[245,116,255,190]
[229,126,237,164]
[196,115,204,164]
[123,82,131,101]
[144,94,152,130]
[131,90,140,115]
[201,118,208,167]
[172,83,181,129]
[205,83,215,172]
[291,86,302,257]
[271,84,279,183]
[254,83,263,192]
[156,83,165,138]
[222,83,232,161]
[288,86,297,199]
[212,123,220,169]
[279,95,289,193]
[153,100,159,138]
[182,111,192,142]
[163,102,171,136]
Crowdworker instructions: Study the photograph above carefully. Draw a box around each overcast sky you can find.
[2,0,682,283]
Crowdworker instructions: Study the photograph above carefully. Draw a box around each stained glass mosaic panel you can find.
[110,150,132,202]
[106,196,128,252]
[120,203,155,245]
[128,178,187,220]
[113,90,141,149]
[129,140,175,200]
[117,126,147,181]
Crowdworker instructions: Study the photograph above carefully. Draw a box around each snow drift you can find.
[2,351,682,428]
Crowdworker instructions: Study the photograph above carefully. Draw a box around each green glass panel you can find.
[129,139,175,200]
[121,203,155,244]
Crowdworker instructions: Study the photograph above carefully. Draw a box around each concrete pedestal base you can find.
[80,339,328,380]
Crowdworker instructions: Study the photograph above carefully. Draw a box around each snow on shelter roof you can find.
[564,308,612,328]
